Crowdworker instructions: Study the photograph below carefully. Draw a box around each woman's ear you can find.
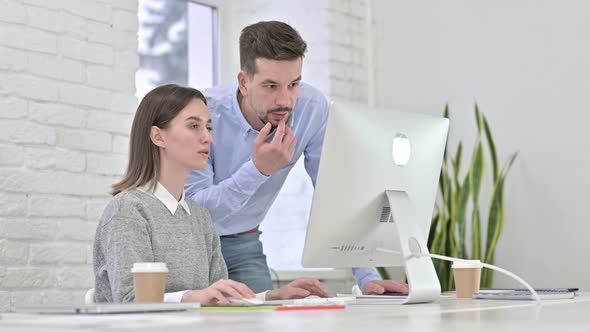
[150,126,166,148]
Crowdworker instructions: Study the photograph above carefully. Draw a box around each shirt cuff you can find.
[164,290,190,303]
[352,267,382,290]
[242,159,270,181]
[255,291,269,301]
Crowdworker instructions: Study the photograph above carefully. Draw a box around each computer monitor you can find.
[302,101,449,304]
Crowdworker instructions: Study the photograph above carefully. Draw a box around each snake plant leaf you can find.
[428,213,440,249]
[431,208,448,257]
[482,252,495,287]
[429,104,517,291]
[452,143,463,190]
[483,114,499,182]
[470,139,485,205]
[469,139,484,261]
[443,103,450,161]
[482,152,518,287]
[484,152,518,262]
[457,173,471,258]
[475,103,484,133]
[471,206,482,260]
[443,166,453,219]
[376,267,391,280]
[439,165,448,209]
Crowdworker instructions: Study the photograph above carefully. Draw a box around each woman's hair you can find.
[111,84,207,196]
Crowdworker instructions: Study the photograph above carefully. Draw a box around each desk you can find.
[2,295,589,332]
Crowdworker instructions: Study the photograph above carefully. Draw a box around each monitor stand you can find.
[384,190,441,304]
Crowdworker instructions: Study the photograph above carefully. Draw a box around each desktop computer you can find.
[302,101,449,304]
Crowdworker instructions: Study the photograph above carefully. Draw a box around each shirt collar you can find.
[139,182,191,216]
[232,85,296,140]
[232,87,253,139]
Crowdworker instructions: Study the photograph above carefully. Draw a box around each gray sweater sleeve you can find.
[102,216,153,303]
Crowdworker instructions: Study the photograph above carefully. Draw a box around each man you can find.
[185,21,408,295]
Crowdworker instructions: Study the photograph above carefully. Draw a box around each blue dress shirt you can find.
[185,82,381,289]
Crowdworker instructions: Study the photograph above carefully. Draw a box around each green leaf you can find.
[471,206,482,260]
[474,103,484,134]
[443,167,453,220]
[457,173,471,258]
[452,143,463,190]
[442,104,450,161]
[376,267,390,280]
[483,114,499,183]
[481,252,495,288]
[428,213,440,249]
[484,152,518,264]
[439,167,448,210]
[470,140,485,203]
[468,113,485,261]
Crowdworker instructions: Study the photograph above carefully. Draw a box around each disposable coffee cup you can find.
[452,260,483,299]
[131,262,168,303]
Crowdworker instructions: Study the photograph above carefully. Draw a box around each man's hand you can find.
[362,280,409,295]
[181,279,256,305]
[266,278,330,300]
[252,119,297,176]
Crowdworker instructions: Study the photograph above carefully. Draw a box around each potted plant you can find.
[427,104,518,291]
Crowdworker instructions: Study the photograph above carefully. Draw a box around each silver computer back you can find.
[302,101,449,268]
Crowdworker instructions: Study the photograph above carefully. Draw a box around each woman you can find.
[93,84,328,303]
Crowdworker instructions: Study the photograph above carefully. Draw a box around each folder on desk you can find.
[474,289,577,300]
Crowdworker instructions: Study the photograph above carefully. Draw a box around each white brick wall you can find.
[0,0,137,312]
[327,0,369,103]
[0,0,370,311]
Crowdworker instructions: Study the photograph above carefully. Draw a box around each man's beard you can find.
[261,107,293,128]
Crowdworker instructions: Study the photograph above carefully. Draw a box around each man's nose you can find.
[275,88,290,108]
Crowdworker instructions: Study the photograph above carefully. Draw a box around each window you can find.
[137,0,218,99]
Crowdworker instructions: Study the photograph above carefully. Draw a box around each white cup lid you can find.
[452,259,483,269]
[131,262,168,273]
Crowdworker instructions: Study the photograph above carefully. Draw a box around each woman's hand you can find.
[181,279,256,304]
[266,278,330,300]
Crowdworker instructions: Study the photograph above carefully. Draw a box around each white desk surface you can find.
[2,294,589,332]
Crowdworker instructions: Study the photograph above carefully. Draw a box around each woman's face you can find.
[158,98,212,171]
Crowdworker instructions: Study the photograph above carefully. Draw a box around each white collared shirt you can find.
[138,182,268,302]
[145,182,192,216]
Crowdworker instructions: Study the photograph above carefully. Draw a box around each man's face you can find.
[238,57,302,129]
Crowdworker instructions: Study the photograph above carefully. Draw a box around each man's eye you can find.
[290,82,300,88]
[265,85,276,89]
[207,126,213,132]
[191,124,199,129]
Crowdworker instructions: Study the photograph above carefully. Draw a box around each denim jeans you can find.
[219,230,273,293]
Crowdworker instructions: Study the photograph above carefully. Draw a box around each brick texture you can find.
[0,0,138,312]
[0,0,367,312]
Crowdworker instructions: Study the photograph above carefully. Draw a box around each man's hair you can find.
[239,21,307,75]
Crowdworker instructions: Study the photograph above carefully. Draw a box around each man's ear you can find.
[237,70,250,97]
[150,126,166,148]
